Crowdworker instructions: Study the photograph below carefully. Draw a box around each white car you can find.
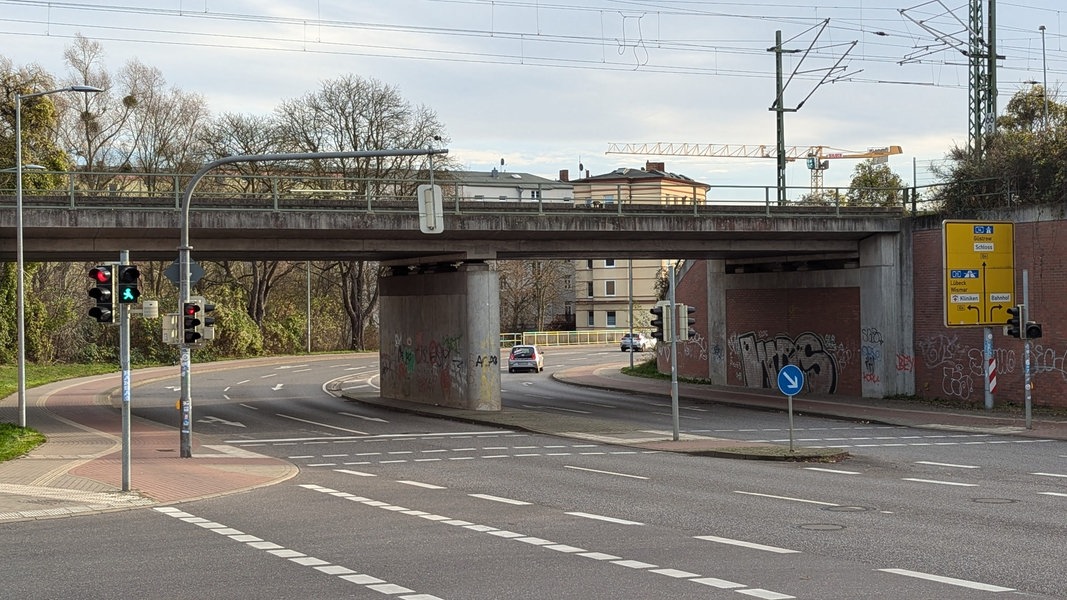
[507,345,545,373]
[620,333,655,352]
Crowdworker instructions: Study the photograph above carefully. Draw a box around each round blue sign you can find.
[777,364,804,397]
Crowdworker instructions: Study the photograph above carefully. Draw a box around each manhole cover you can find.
[823,505,868,513]
[799,523,845,531]
[973,497,1017,504]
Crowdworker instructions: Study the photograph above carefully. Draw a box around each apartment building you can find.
[571,162,711,331]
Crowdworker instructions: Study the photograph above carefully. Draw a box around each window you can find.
[603,194,615,205]
[530,189,542,199]
[606,311,617,327]
[586,282,594,297]
[604,259,615,268]
[587,311,595,327]
[605,281,616,296]
[586,260,594,269]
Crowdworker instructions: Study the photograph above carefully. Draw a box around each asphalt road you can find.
[3,347,1065,599]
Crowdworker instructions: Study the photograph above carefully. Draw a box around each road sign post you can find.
[777,364,805,452]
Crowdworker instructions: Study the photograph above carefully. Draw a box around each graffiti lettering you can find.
[733,331,838,394]
[896,353,914,372]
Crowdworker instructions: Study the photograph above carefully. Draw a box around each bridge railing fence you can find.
[499,330,629,348]
[0,169,936,217]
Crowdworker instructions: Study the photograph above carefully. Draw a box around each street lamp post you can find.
[13,84,101,427]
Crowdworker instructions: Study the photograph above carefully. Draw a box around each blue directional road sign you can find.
[777,364,804,397]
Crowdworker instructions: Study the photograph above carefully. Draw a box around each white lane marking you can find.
[734,490,838,506]
[239,403,258,410]
[1039,492,1067,497]
[468,493,531,506]
[226,430,512,444]
[694,535,799,554]
[338,411,388,423]
[878,568,1014,592]
[804,467,860,475]
[1032,472,1067,478]
[902,478,978,487]
[564,465,649,480]
[260,373,277,379]
[334,469,376,477]
[154,506,439,599]
[397,480,446,490]
[520,404,592,414]
[275,413,368,435]
[916,461,980,469]
[566,512,644,526]
[235,379,250,385]
[736,590,795,599]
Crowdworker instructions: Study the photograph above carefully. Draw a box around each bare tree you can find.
[496,260,572,331]
[273,74,451,347]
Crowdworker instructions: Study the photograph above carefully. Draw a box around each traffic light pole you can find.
[1024,270,1032,429]
[177,148,448,457]
[119,251,131,490]
[669,263,680,441]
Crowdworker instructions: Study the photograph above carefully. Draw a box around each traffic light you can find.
[1004,304,1022,339]
[116,265,141,304]
[650,301,672,343]
[191,296,216,341]
[87,266,115,323]
[182,302,202,344]
[1025,321,1043,339]
[678,304,697,341]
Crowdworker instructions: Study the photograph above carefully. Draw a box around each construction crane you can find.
[606,142,902,196]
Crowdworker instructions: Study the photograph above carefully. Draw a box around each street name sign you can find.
[943,220,1015,327]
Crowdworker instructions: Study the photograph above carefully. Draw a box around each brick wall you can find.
[913,220,1066,408]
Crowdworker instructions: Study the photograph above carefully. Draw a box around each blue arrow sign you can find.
[777,364,804,397]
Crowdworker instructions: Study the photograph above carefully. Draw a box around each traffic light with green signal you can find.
[116,265,141,304]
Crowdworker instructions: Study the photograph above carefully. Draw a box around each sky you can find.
[2,0,1064,199]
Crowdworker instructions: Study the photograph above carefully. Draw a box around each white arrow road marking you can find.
[198,416,246,428]
[271,383,285,391]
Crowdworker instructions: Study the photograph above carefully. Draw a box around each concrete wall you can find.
[379,263,501,410]
[672,232,912,398]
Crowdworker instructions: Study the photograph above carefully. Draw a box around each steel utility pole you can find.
[177,148,448,457]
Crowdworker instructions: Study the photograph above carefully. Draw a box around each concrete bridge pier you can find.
[379,261,501,410]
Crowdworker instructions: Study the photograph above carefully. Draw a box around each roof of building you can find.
[443,169,572,190]
[573,164,710,190]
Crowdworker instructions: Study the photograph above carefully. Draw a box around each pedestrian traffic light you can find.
[650,301,672,342]
[678,304,697,341]
[87,266,115,323]
[116,264,140,304]
[182,302,202,344]
[1004,304,1022,339]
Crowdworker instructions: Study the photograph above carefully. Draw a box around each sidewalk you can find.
[3,363,1065,523]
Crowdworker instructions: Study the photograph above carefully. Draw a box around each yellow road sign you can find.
[943,220,1015,327]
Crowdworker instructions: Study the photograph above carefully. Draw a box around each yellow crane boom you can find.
[606,142,902,195]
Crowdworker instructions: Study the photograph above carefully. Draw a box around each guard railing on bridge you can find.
[0,169,932,216]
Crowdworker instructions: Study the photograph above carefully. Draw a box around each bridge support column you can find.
[859,231,914,397]
[379,261,501,410]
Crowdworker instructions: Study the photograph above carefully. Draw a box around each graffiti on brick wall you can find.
[916,333,1017,400]
[1030,343,1067,381]
[381,332,467,399]
[729,331,839,394]
[682,332,709,362]
[861,327,885,383]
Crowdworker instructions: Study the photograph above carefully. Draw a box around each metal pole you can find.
[306,260,312,354]
[1024,269,1032,429]
[669,263,679,441]
[628,259,634,369]
[1040,25,1049,129]
[177,148,447,457]
[12,85,101,428]
[119,250,131,491]
[14,92,26,428]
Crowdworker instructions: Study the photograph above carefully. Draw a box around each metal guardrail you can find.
[500,330,630,348]
[0,169,927,217]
